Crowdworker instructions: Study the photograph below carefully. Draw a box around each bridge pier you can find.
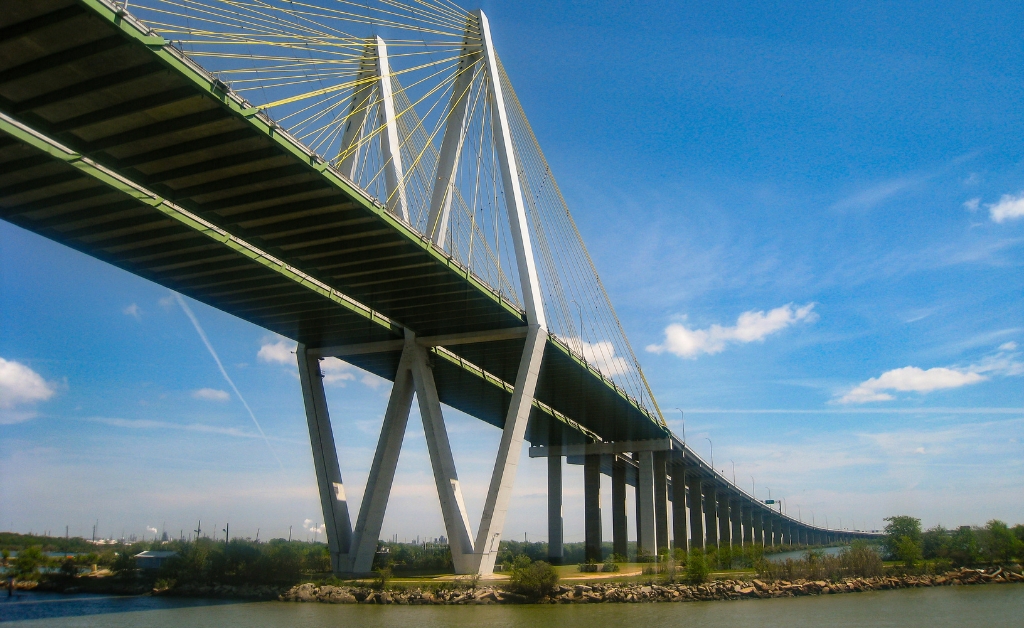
[637,451,658,558]
[688,475,704,551]
[671,464,688,553]
[654,451,670,556]
[547,454,563,565]
[297,344,353,574]
[612,461,628,559]
[717,490,731,551]
[703,483,718,548]
[730,497,743,549]
[584,454,603,563]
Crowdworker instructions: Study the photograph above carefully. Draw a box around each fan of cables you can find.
[129,0,665,424]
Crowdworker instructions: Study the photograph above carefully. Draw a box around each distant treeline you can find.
[882,517,1024,568]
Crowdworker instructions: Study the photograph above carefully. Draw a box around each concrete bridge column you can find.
[654,451,670,555]
[703,482,718,548]
[730,498,743,548]
[671,465,688,553]
[752,510,763,547]
[687,475,704,551]
[547,454,563,565]
[584,454,603,563]
[717,490,731,549]
[742,504,753,548]
[612,462,628,559]
[637,451,657,558]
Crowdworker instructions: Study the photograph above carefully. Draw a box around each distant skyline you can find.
[2,0,1023,543]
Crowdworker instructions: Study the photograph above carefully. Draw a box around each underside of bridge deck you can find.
[0,0,666,449]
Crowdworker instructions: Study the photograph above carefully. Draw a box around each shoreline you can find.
[21,566,1023,605]
[274,567,1023,605]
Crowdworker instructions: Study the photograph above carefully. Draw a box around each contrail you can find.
[174,292,284,470]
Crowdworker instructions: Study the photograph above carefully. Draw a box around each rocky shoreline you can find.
[277,567,1024,605]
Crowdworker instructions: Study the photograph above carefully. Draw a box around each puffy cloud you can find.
[321,357,356,385]
[646,303,817,358]
[999,341,1018,352]
[0,358,55,423]
[257,340,295,364]
[962,198,980,212]
[987,192,1024,223]
[838,366,986,404]
[559,337,631,377]
[193,388,230,402]
[123,303,141,319]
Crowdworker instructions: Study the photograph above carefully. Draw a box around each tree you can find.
[883,516,922,562]
[922,525,950,560]
[111,549,137,579]
[948,527,978,567]
[981,520,1019,564]
[14,546,45,580]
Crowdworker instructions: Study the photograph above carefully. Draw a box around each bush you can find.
[373,566,392,590]
[601,560,620,573]
[685,549,709,584]
[507,558,558,600]
[14,546,45,580]
[112,549,137,579]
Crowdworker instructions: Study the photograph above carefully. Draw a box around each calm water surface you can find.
[2,584,1022,627]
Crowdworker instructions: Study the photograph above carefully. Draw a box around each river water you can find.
[2,584,1022,627]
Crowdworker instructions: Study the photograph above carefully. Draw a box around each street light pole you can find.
[730,460,736,485]
[750,476,755,498]
[675,408,685,445]
[705,437,713,473]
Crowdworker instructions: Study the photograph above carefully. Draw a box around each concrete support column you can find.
[297,345,352,574]
[687,475,704,551]
[612,462,628,559]
[653,451,670,555]
[717,491,731,549]
[584,454,603,563]
[637,451,657,557]
[731,498,743,548]
[772,517,780,546]
[703,482,718,548]
[547,454,563,565]
[671,465,688,553]
[742,504,753,549]
[753,510,763,547]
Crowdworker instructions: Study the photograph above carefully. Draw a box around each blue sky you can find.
[2,0,1023,543]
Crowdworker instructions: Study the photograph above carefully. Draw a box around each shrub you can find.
[507,558,558,600]
[601,560,620,573]
[685,549,709,584]
[14,546,45,580]
[373,566,392,590]
[112,549,137,579]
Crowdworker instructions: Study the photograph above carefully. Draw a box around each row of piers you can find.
[530,441,860,564]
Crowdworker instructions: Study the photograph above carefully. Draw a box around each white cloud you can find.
[147,526,158,535]
[999,341,1018,351]
[962,198,980,212]
[987,192,1024,223]
[321,357,356,385]
[123,303,141,319]
[0,358,56,423]
[193,388,230,402]
[257,341,295,364]
[561,337,631,376]
[646,302,817,358]
[838,366,986,404]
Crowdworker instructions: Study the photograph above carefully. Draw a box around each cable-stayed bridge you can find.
[0,0,878,576]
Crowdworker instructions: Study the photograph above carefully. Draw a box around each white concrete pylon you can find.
[297,344,353,573]
[471,323,547,576]
[337,37,409,222]
[409,339,476,573]
[347,339,416,573]
[477,9,546,330]
[426,16,480,248]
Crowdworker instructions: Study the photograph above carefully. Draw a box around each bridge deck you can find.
[0,0,666,446]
